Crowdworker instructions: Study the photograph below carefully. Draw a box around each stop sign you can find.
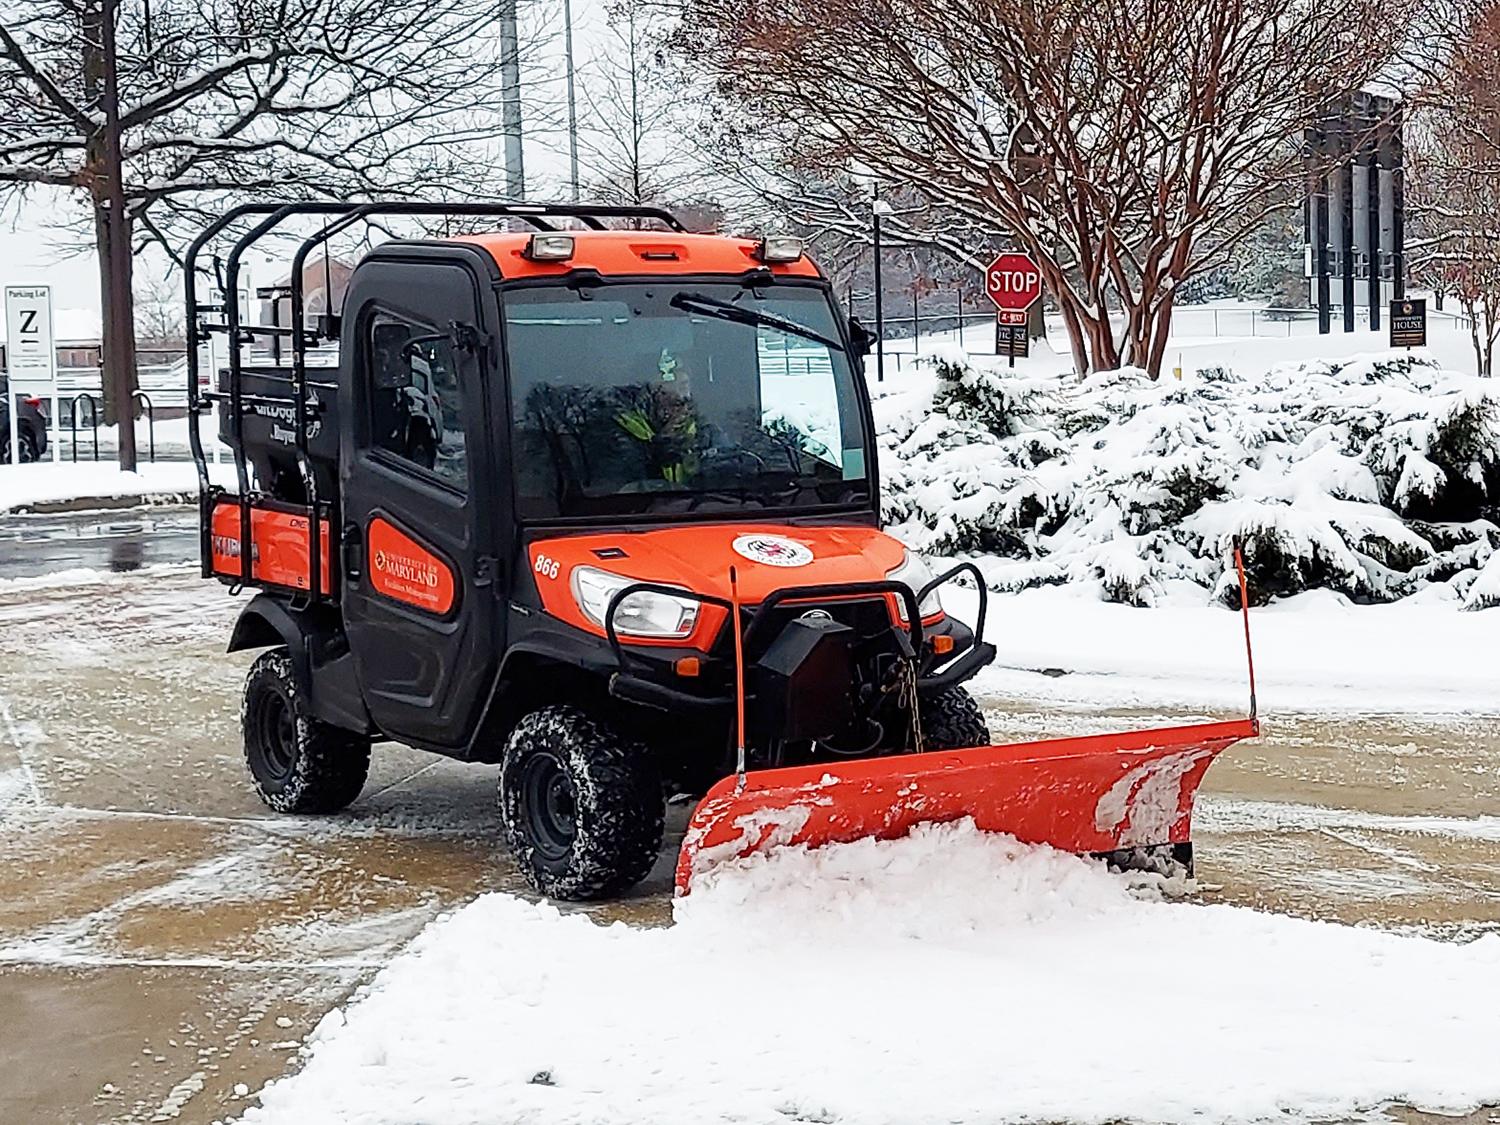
[984,252,1042,311]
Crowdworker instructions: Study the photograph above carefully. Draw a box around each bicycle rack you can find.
[133,391,155,462]
[69,393,100,463]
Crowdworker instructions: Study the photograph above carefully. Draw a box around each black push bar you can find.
[602,566,994,711]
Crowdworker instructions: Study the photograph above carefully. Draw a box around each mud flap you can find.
[674,718,1257,894]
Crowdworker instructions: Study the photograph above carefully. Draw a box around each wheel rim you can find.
[520,751,577,862]
[252,688,297,780]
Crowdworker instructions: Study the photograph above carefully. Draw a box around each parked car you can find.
[0,375,49,464]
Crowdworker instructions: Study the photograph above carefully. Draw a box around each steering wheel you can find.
[703,446,767,473]
[687,490,757,511]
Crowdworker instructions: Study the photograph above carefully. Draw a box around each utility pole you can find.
[563,0,580,201]
[499,0,525,200]
[100,0,138,470]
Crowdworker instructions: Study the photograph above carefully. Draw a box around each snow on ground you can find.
[951,583,1498,715]
[0,459,237,512]
[241,821,1500,1125]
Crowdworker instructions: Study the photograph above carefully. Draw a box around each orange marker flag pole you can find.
[729,565,748,792]
[1233,540,1258,722]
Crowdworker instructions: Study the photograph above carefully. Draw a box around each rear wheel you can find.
[0,429,38,464]
[242,649,370,813]
[919,686,991,750]
[499,705,664,900]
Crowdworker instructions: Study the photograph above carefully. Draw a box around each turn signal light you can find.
[674,657,702,678]
[931,635,955,655]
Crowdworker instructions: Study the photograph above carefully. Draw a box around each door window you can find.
[367,314,468,490]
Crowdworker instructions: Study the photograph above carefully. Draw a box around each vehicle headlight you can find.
[886,550,943,622]
[570,566,700,639]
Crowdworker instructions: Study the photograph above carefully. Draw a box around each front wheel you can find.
[919,686,991,751]
[499,705,664,900]
[242,649,370,813]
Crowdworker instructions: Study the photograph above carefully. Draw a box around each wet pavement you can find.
[0,507,199,579]
[1,563,1498,1123]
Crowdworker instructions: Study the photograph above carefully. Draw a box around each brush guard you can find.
[604,562,996,716]
[672,549,1261,894]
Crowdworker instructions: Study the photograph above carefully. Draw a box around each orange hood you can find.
[527,523,911,644]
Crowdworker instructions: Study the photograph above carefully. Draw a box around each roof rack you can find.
[185,200,685,602]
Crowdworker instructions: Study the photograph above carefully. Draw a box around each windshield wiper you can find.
[670,292,848,352]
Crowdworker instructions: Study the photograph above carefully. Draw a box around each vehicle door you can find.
[339,258,498,751]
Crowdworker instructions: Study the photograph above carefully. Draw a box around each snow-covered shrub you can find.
[877,351,1500,605]
[1463,550,1500,610]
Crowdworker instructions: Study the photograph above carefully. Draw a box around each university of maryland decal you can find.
[368,517,456,615]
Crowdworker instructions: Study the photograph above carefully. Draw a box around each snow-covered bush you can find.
[876,350,1500,606]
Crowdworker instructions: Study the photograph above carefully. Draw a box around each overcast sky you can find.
[0,0,616,335]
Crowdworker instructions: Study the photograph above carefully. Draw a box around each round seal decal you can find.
[731,533,813,568]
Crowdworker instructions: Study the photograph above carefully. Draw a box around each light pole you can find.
[563,0,579,201]
[873,192,892,382]
[909,250,920,353]
[499,0,525,199]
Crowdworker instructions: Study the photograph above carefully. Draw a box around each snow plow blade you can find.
[675,717,1257,894]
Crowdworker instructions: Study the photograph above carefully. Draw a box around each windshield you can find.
[504,282,872,519]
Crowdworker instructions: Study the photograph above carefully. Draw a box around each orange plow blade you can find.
[675,717,1258,894]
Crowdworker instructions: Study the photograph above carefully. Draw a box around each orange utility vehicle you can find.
[188,202,1257,900]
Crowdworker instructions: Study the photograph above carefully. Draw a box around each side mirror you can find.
[371,322,414,390]
[401,332,447,361]
[848,316,874,357]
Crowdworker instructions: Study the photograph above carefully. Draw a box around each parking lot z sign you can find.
[4,286,56,379]
[1389,298,1426,349]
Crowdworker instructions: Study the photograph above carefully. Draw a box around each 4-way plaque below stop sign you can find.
[985,252,1042,312]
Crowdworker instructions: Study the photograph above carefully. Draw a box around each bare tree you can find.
[680,0,1406,376]
[0,0,529,458]
[133,268,183,348]
[1409,1,1500,375]
[579,0,697,209]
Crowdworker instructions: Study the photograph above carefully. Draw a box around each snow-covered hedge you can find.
[877,348,1500,608]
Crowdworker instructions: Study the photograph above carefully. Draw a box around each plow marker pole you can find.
[1234,543,1258,720]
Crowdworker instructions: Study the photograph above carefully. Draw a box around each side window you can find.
[367,314,468,490]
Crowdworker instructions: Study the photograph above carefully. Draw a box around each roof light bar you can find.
[757,236,804,263]
[526,233,576,261]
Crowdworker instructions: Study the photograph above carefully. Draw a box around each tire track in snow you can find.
[1199,795,1500,842]
[0,693,44,813]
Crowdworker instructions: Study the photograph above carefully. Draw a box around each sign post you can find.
[984,252,1043,368]
[1389,298,1426,349]
[4,285,57,465]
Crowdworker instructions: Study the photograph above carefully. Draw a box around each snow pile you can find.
[241,822,1500,1125]
[878,348,1500,607]
[953,583,1500,713]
